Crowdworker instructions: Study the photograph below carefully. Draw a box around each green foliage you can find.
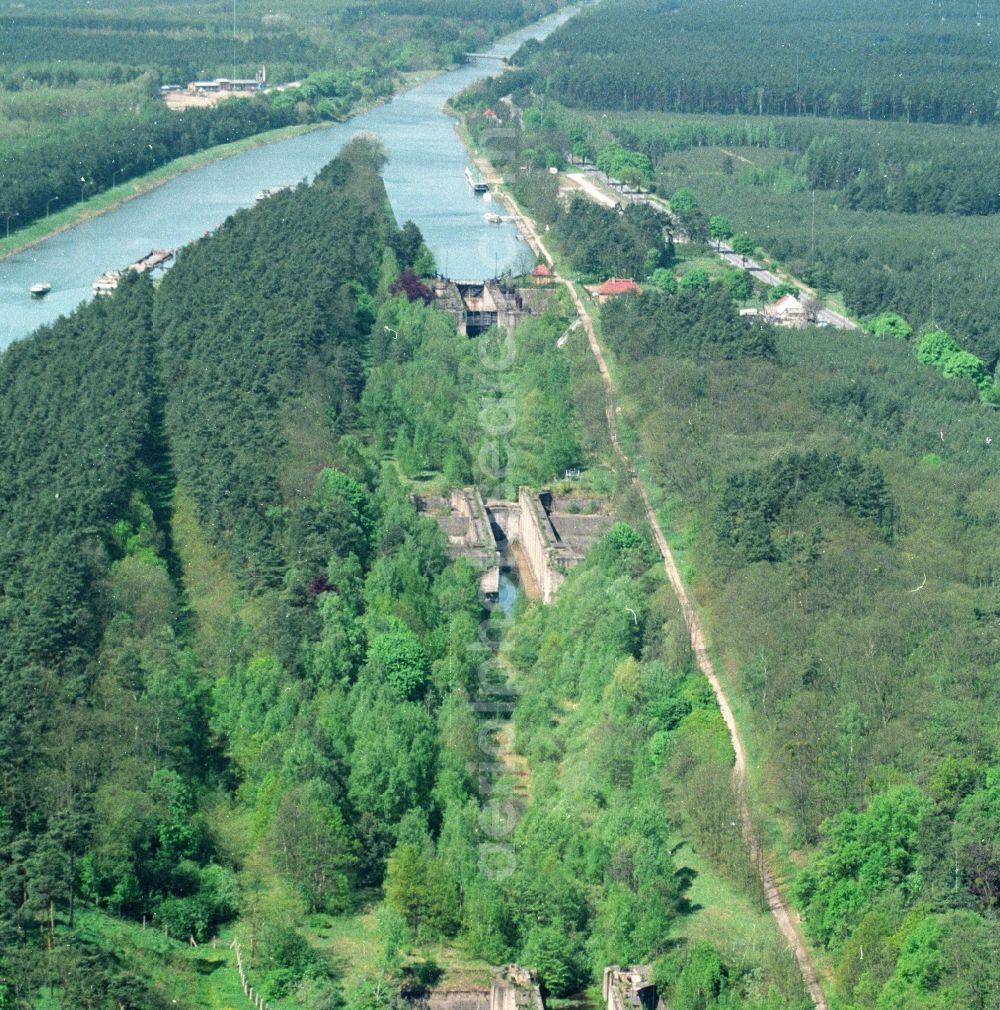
[602,285,775,362]
[793,786,929,948]
[730,232,755,258]
[348,683,439,853]
[768,282,798,301]
[913,329,993,398]
[709,215,734,242]
[940,349,989,388]
[719,269,753,302]
[257,922,333,1001]
[951,768,1000,912]
[671,189,700,215]
[649,268,678,294]
[672,942,728,1010]
[872,911,1000,1010]
[916,329,960,367]
[596,143,653,185]
[715,450,895,564]
[345,976,407,1010]
[366,624,431,700]
[268,780,357,913]
[867,312,913,341]
[520,923,588,997]
[555,194,672,280]
[0,0,561,237]
[521,0,1000,126]
[0,142,503,1005]
[384,842,460,939]
[680,268,712,293]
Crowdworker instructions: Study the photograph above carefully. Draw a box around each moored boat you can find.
[29,282,52,298]
[92,271,122,295]
[465,166,489,193]
[255,185,289,202]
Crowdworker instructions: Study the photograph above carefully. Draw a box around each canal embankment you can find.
[0,71,445,266]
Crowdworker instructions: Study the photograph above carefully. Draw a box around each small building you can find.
[594,277,643,303]
[603,967,659,1010]
[531,263,554,282]
[187,66,266,96]
[762,292,808,327]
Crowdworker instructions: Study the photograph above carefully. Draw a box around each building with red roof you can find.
[594,277,642,302]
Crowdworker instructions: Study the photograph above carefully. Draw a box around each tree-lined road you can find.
[567,162,860,331]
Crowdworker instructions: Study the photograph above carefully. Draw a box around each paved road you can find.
[570,163,860,331]
[714,242,857,330]
[562,172,619,208]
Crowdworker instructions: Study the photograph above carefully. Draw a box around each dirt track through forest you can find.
[482,162,830,1008]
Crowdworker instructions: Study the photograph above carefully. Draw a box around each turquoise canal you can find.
[0,8,576,351]
[497,570,521,617]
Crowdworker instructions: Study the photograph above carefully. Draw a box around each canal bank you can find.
[0,124,320,266]
[0,68,446,266]
[0,9,576,351]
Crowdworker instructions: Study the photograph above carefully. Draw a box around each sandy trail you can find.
[487,171,830,1010]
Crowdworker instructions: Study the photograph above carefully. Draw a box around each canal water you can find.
[497,570,521,617]
[0,7,576,351]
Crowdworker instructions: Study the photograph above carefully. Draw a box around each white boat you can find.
[92,271,122,295]
[29,282,51,298]
[255,185,289,202]
[484,212,503,224]
[465,166,489,193]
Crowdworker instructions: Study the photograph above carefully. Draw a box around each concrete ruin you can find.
[433,278,557,336]
[413,488,501,595]
[415,487,613,604]
[407,966,544,1010]
[602,966,660,1010]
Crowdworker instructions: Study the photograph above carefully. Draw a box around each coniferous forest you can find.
[2,1,1000,1009]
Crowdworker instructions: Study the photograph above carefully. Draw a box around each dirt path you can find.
[493,175,830,1010]
[562,172,619,208]
[718,147,755,165]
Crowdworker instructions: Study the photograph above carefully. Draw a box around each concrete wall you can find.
[516,487,562,603]
[490,967,546,1010]
[408,968,543,1010]
[410,993,489,1010]
[517,486,557,597]
[602,967,659,1010]
[443,488,501,595]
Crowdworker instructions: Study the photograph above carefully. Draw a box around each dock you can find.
[92,248,175,295]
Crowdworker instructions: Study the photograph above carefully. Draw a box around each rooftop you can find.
[596,277,642,297]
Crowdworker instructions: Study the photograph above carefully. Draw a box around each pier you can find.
[92,248,175,295]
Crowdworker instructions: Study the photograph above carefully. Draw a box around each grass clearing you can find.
[68,908,245,1010]
[305,908,494,993]
[672,839,774,957]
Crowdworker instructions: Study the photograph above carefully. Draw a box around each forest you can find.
[0,0,565,237]
[3,1,1000,1008]
[0,132,798,1010]
[461,36,1000,375]
[598,285,1000,1010]
[521,0,1000,125]
[450,3,1000,1004]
